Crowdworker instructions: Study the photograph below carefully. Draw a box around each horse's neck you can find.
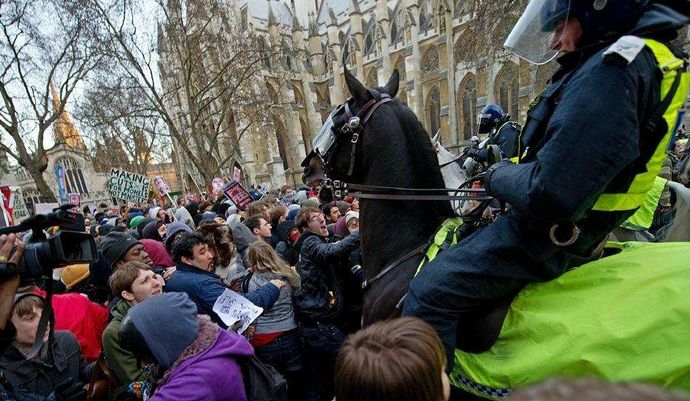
[359,167,446,273]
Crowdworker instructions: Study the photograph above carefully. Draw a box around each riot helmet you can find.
[505,0,650,64]
[477,104,508,135]
[470,135,480,147]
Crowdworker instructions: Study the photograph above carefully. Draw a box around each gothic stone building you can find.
[160,0,690,189]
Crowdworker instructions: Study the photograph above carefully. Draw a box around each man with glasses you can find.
[293,207,360,401]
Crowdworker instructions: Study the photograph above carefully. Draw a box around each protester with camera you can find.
[0,234,93,400]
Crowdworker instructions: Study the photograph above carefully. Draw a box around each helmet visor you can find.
[504,0,570,65]
[313,105,344,156]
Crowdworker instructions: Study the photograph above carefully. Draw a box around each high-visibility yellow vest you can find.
[592,39,690,212]
[620,176,668,230]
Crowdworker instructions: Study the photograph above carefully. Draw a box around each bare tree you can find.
[76,74,168,176]
[0,0,101,202]
[85,0,289,188]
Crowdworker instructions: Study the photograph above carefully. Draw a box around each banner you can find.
[108,168,150,203]
[55,164,68,204]
[233,161,242,183]
[222,181,253,211]
[211,177,225,194]
[153,176,171,196]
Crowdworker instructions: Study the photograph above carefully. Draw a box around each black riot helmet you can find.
[570,0,650,42]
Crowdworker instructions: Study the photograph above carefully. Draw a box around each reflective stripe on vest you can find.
[620,176,668,230]
[592,39,690,212]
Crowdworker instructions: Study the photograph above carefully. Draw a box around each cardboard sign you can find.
[212,288,263,334]
[153,176,171,196]
[10,187,29,223]
[222,181,253,211]
[233,165,242,182]
[109,168,149,203]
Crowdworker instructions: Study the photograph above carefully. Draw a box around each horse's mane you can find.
[383,96,455,219]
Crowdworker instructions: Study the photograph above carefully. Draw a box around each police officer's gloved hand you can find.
[464,147,480,158]
[483,160,513,197]
[56,379,87,401]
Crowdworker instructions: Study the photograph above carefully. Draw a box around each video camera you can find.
[0,204,97,281]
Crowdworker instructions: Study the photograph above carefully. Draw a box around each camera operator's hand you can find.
[56,379,87,401]
[0,234,25,331]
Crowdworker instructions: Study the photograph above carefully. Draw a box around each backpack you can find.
[240,355,288,401]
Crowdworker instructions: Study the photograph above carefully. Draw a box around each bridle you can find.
[312,92,498,293]
[315,92,492,204]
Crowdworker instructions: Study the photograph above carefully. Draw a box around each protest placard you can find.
[10,187,29,223]
[222,181,253,211]
[109,168,149,203]
[212,288,263,334]
[211,178,225,194]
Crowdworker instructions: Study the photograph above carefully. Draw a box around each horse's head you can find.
[306,67,400,183]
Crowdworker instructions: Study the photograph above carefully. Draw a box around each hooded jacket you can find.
[175,207,196,229]
[126,293,252,401]
[153,317,251,401]
[140,239,175,268]
[102,299,142,385]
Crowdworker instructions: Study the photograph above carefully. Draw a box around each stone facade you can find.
[159,0,570,189]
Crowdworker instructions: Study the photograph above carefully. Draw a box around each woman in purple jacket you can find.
[119,292,252,401]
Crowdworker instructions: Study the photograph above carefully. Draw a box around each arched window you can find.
[316,86,331,124]
[293,83,305,107]
[364,17,378,57]
[258,37,271,69]
[55,157,88,196]
[454,0,466,18]
[426,87,441,137]
[282,40,295,71]
[272,119,290,171]
[419,0,434,33]
[494,63,520,120]
[457,74,477,140]
[394,58,407,105]
[390,9,406,46]
[422,46,439,73]
[454,35,469,65]
[365,68,378,87]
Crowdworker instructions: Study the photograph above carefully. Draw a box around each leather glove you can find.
[484,160,512,196]
[56,379,87,401]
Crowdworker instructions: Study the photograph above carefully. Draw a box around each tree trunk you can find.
[31,168,58,203]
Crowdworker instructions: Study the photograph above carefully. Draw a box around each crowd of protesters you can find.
[1,173,690,401]
[2,166,690,401]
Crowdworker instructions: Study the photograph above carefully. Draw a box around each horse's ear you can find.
[383,69,400,98]
[344,64,372,102]
[431,133,439,145]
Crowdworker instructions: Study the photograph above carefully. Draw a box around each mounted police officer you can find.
[404,0,690,368]
[464,104,521,162]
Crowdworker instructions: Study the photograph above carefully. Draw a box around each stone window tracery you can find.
[422,46,439,73]
[55,157,88,196]
[426,86,441,137]
[457,74,477,140]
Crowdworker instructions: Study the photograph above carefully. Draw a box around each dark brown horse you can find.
[304,67,455,325]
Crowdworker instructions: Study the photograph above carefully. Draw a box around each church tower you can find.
[50,83,86,149]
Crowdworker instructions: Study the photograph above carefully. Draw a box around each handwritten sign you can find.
[222,181,253,211]
[109,168,149,203]
[212,288,263,334]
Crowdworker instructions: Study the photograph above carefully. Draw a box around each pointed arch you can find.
[425,86,441,137]
[419,0,434,33]
[457,73,477,140]
[494,62,519,120]
[257,36,271,69]
[422,46,439,73]
[393,57,408,105]
[365,68,379,87]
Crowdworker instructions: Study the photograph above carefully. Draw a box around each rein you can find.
[361,242,428,291]
[330,181,492,202]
